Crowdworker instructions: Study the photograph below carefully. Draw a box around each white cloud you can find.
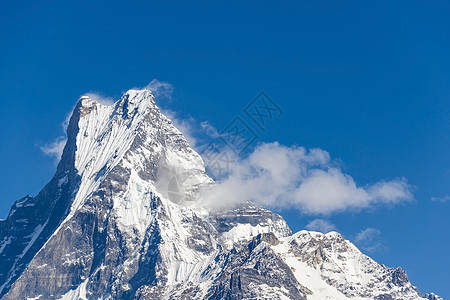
[199,142,414,215]
[354,227,383,253]
[200,121,221,138]
[144,79,174,102]
[431,195,450,202]
[83,92,115,106]
[355,227,380,243]
[305,219,336,233]
[40,136,67,164]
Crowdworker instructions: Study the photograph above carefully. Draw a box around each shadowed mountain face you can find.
[0,90,440,300]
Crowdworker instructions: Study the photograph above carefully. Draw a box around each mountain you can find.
[0,89,441,300]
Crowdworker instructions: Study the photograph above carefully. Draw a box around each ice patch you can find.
[222,223,271,249]
[58,176,68,187]
[58,278,88,300]
[0,237,12,254]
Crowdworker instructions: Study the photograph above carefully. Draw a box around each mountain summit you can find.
[0,89,440,299]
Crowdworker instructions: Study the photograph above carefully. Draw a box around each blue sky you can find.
[0,0,449,297]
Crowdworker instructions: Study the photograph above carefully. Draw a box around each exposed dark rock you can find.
[392,267,409,286]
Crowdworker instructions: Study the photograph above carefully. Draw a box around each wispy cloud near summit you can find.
[305,219,337,233]
[144,79,174,101]
[83,92,115,106]
[431,195,450,202]
[354,227,384,253]
[40,136,66,164]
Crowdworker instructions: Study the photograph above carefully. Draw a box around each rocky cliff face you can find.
[0,89,440,300]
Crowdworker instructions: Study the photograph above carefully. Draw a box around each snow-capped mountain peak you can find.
[0,89,440,300]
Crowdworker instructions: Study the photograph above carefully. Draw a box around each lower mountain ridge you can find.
[0,89,441,300]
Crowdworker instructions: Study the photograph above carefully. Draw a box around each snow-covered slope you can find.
[273,231,427,300]
[0,88,440,300]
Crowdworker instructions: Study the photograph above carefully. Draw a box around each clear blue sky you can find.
[0,0,449,297]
